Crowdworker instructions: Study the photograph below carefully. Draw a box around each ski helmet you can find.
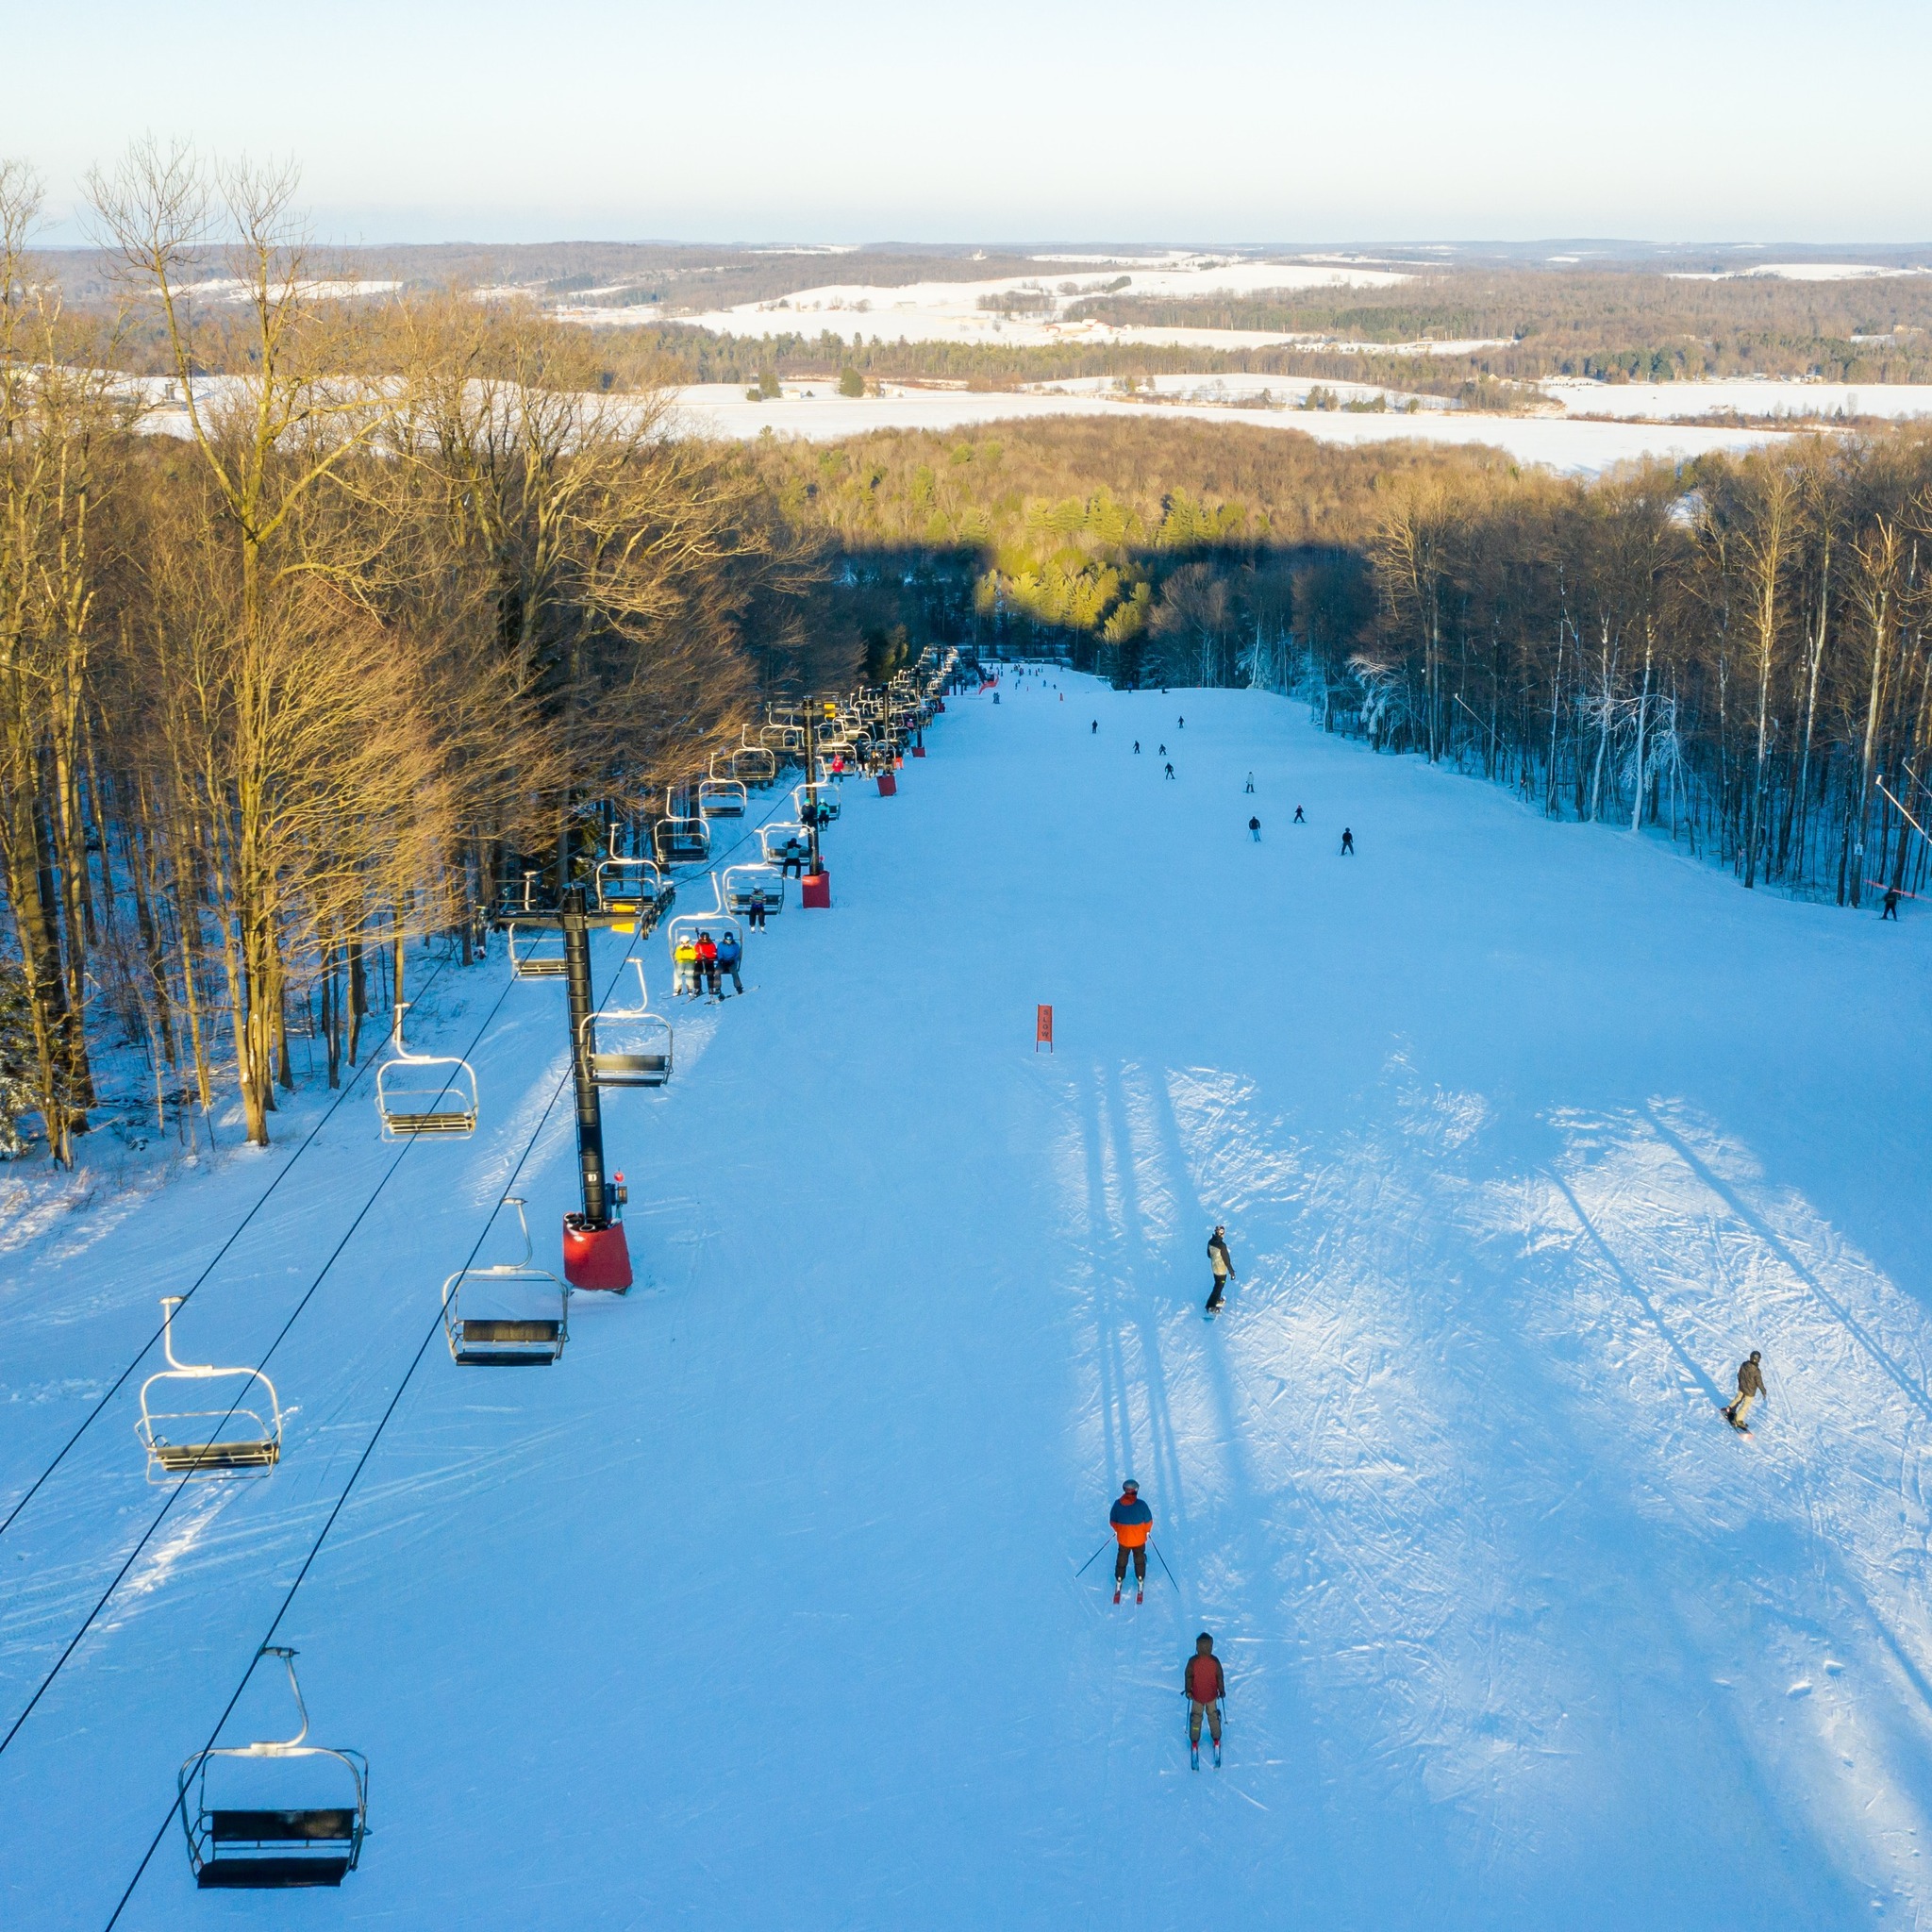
[1122,1478,1139,1493]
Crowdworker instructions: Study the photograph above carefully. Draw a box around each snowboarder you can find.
[1206,1225,1235,1312]
[1341,827,1355,855]
[1244,773,1254,793]
[1248,816,1260,841]
[1724,1350,1765,1431]
[1883,886,1902,920]
[717,929,743,996]
[1132,741,1141,755]
[748,886,768,931]
[1186,1633,1225,1770]
[1293,806,1305,824]
[1164,762,1175,780]
[1109,1479,1152,1604]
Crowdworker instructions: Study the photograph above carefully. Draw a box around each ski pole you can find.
[1150,1540,1180,1591]
[1074,1538,1112,1578]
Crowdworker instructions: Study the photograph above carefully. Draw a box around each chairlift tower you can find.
[559,885,633,1290]
[801,698,831,907]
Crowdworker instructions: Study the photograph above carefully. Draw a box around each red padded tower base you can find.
[563,1216,632,1291]
[876,772,897,796]
[801,871,831,908]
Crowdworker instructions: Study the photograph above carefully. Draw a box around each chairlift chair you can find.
[792,780,841,825]
[664,903,745,959]
[732,745,778,783]
[137,1296,284,1481]
[723,862,786,918]
[698,777,748,818]
[653,815,711,865]
[177,1646,366,1889]
[508,923,568,979]
[442,1197,570,1366]
[375,1003,479,1138]
[759,821,813,870]
[581,960,674,1088]
[596,851,666,918]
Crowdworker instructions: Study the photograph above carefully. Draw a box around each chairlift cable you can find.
[0,964,519,1762]
[98,920,661,1928]
[0,953,456,1544]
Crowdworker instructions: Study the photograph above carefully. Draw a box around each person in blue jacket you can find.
[1109,1479,1153,1604]
[716,929,743,996]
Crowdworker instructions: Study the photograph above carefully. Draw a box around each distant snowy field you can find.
[670,381,1790,475]
[4,679,1930,1928]
[1544,377,1932,422]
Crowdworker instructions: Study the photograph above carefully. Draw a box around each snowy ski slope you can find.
[4,678,1932,1927]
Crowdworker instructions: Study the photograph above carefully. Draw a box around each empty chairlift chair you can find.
[177,1646,367,1889]
[723,862,786,918]
[582,959,674,1088]
[441,1197,570,1366]
[375,1004,479,1139]
[595,831,666,921]
[137,1296,284,1482]
[653,812,710,866]
[697,777,747,818]
[732,744,778,784]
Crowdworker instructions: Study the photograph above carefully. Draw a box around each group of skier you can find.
[671,928,743,999]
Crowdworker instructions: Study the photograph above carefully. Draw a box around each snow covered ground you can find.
[5,677,1931,1927]
[670,380,1790,474]
[561,256,1416,347]
[1543,377,1932,422]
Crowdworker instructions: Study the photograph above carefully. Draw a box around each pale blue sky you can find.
[11,0,1930,243]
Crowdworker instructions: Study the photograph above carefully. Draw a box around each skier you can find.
[1293,806,1305,824]
[748,885,768,931]
[717,928,743,996]
[1341,826,1355,855]
[1248,816,1260,841]
[1177,715,1185,728]
[1206,1224,1235,1312]
[1164,762,1175,781]
[1133,741,1141,755]
[1883,886,1902,920]
[1158,743,1166,757]
[673,934,698,997]
[1109,1478,1153,1604]
[695,931,720,998]
[1185,1633,1225,1770]
[1724,1350,1765,1431]
[1244,772,1254,793]
[1091,719,1098,734]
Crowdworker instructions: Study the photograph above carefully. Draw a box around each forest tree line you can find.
[755,414,1932,919]
[0,152,845,1165]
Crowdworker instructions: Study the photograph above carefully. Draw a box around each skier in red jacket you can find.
[1185,1632,1225,1769]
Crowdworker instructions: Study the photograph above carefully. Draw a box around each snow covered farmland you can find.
[4,678,1930,1927]
[671,380,1794,475]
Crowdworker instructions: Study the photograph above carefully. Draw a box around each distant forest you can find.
[760,415,1932,918]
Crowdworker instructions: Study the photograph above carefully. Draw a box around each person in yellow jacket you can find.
[673,936,698,997]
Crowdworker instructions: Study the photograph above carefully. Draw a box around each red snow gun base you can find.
[563,1216,632,1292]
[801,870,832,908]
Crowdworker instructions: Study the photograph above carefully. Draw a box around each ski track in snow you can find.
[2,679,1930,1927]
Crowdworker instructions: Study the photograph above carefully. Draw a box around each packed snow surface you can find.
[4,680,1931,1928]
